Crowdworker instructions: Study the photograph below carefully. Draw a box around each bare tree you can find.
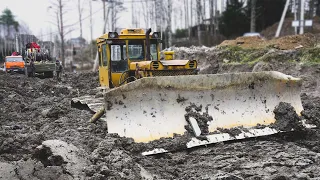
[50,0,73,68]
[77,0,85,38]
[110,0,125,31]
[18,20,32,34]
[167,0,172,47]
[250,0,256,32]
[209,0,214,37]
[196,0,201,45]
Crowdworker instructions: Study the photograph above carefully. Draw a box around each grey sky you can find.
[0,0,225,42]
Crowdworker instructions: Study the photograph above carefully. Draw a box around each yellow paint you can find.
[164,51,174,60]
[209,118,276,132]
[99,66,109,87]
[129,61,152,70]
[96,28,198,89]
[120,28,145,35]
[111,73,124,87]
[131,131,186,143]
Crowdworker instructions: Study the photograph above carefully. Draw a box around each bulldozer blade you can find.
[71,95,105,113]
[103,71,304,154]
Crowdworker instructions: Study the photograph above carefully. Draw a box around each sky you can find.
[0,0,225,43]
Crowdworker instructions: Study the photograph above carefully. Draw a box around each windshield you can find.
[6,57,24,62]
[150,40,158,60]
[128,40,144,61]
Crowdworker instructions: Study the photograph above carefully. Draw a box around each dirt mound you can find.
[269,33,317,50]
[219,36,267,49]
[219,33,317,50]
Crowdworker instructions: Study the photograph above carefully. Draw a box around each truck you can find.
[23,42,56,78]
[4,55,25,74]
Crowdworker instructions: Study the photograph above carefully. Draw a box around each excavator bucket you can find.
[102,71,303,154]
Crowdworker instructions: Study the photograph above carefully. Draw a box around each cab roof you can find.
[97,28,159,43]
[6,56,23,58]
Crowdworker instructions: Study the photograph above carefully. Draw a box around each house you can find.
[66,37,87,57]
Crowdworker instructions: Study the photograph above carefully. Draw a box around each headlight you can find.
[151,32,160,39]
[108,32,119,38]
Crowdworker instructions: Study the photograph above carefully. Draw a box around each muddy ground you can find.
[2,43,320,179]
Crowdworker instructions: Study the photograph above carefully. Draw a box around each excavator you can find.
[72,28,308,155]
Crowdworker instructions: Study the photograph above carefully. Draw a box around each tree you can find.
[219,0,249,38]
[77,0,85,38]
[0,8,19,57]
[250,0,256,32]
[167,0,172,47]
[0,8,19,38]
[246,0,286,32]
[110,0,126,31]
[49,0,73,69]
[196,0,201,45]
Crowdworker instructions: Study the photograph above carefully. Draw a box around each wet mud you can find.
[1,62,320,179]
[184,103,213,135]
[271,102,305,131]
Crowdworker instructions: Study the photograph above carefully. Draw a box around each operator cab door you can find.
[98,44,110,88]
[109,40,128,87]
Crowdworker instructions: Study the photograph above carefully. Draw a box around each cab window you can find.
[102,44,108,66]
[5,57,24,62]
[150,42,158,60]
[109,41,127,72]
[128,40,144,61]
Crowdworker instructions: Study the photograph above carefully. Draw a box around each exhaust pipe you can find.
[145,28,151,60]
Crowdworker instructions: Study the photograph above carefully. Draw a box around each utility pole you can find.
[300,0,305,34]
[275,0,290,37]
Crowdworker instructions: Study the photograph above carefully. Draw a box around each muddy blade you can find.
[103,71,303,153]
[71,95,105,113]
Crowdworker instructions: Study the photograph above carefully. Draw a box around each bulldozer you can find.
[72,28,309,155]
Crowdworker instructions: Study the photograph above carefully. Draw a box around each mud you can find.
[217,127,244,138]
[184,103,213,135]
[301,94,320,127]
[271,102,305,131]
[2,42,320,179]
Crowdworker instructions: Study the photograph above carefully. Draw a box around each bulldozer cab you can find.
[97,28,161,88]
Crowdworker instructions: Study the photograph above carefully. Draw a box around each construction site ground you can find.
[2,33,320,179]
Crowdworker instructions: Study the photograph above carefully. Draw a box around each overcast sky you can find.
[0,0,225,42]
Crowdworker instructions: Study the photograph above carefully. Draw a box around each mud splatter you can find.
[184,103,213,135]
[176,94,188,103]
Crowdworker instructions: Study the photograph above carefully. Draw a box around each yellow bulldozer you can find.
[72,28,308,155]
